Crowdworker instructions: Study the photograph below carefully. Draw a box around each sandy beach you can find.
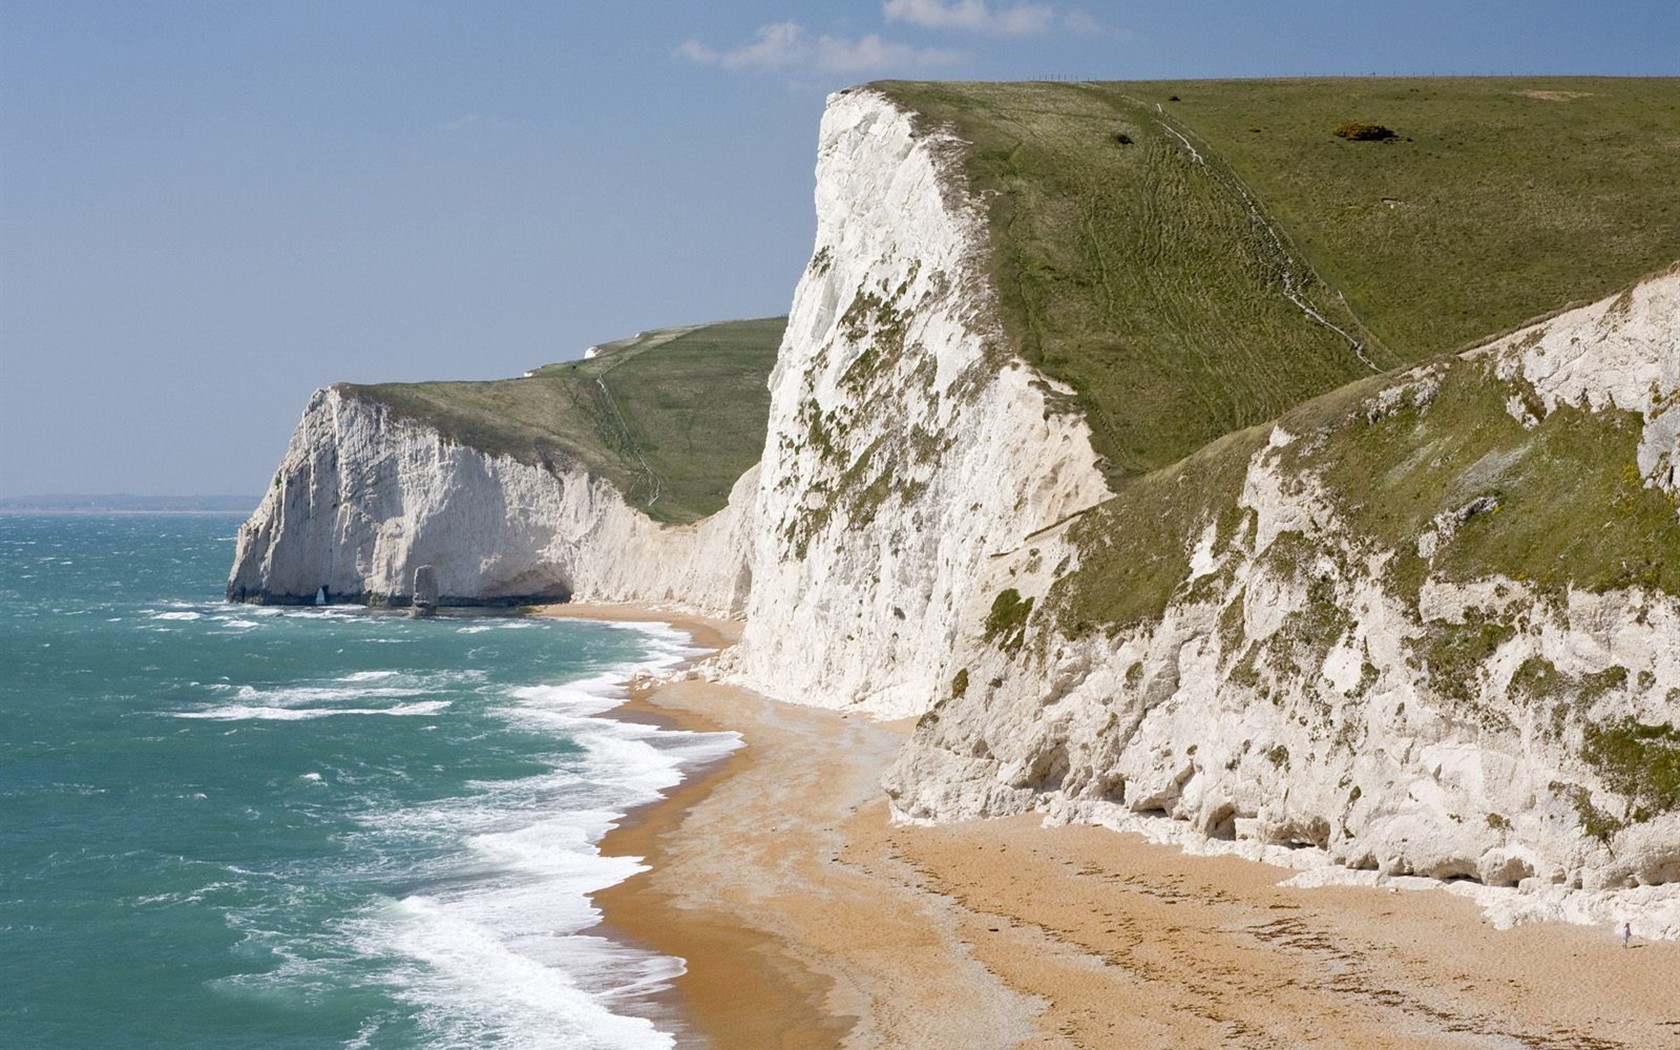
[549,603,1680,1049]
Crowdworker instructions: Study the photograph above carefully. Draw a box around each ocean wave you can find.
[455,620,538,634]
[506,676,630,720]
[369,894,676,1050]
[226,683,432,705]
[601,621,706,672]
[172,700,453,722]
[169,611,731,1046]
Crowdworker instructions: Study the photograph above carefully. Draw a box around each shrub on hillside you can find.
[1333,121,1399,142]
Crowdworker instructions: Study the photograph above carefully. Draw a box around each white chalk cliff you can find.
[887,271,1680,906]
[718,88,1110,719]
[227,386,758,615]
[232,88,1680,928]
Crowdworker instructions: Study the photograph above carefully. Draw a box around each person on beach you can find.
[1621,921,1632,948]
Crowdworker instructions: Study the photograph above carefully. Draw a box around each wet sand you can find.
[550,602,1680,1049]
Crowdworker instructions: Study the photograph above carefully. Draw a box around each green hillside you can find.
[342,317,785,524]
[1142,78,1680,354]
[1048,319,1680,638]
[876,77,1680,488]
[340,79,1678,543]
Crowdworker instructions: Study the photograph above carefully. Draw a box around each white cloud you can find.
[676,22,962,74]
[674,21,808,71]
[816,32,962,72]
[882,0,1055,36]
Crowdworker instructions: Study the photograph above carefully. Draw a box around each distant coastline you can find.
[0,494,258,514]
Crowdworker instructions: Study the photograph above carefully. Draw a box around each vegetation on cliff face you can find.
[1583,717,1680,821]
[1297,360,1680,600]
[876,77,1680,489]
[1045,344,1680,642]
[1045,425,1268,635]
[341,317,785,524]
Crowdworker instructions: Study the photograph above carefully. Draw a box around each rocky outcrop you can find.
[227,386,756,615]
[411,564,439,616]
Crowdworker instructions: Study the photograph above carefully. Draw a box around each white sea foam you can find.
[342,622,735,1047]
[198,616,734,1045]
[603,620,706,672]
[344,1021,381,1050]
[455,620,537,634]
[228,683,430,705]
[174,701,453,721]
[377,895,676,1050]
[344,774,702,1048]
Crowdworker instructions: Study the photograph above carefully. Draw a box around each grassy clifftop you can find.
[341,317,785,524]
[338,79,1677,540]
[876,77,1680,487]
[1143,78,1680,353]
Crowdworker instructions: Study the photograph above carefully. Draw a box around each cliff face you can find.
[720,88,1110,718]
[887,269,1680,897]
[233,86,1680,912]
[227,387,756,614]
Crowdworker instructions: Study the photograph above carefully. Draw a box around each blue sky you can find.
[2,1,1676,498]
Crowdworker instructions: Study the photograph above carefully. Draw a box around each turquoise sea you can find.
[1,514,735,1049]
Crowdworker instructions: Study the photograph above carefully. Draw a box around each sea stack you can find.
[411,564,438,617]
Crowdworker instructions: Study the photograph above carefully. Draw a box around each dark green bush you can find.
[1582,718,1680,818]
[1333,121,1398,142]
[984,588,1035,654]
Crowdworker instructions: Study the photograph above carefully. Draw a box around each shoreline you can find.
[551,602,1680,1049]
[542,602,855,1046]
[595,681,852,1049]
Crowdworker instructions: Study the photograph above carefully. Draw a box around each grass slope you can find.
[877,80,1383,486]
[1296,358,1680,600]
[875,77,1680,488]
[1144,77,1680,356]
[342,317,785,524]
[1046,342,1680,636]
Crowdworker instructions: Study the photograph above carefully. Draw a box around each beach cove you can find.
[556,603,1680,1050]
